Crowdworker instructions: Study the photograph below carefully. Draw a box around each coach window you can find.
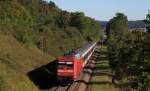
[83,47,94,61]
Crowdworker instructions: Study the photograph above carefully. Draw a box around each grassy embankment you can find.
[91,46,120,91]
[0,34,55,91]
[0,0,102,90]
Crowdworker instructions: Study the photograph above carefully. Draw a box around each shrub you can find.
[0,77,4,91]
[15,31,33,47]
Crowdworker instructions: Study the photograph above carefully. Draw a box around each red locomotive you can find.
[57,41,97,82]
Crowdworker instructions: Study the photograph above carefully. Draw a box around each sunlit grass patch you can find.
[91,45,121,91]
[92,84,120,91]
[0,34,51,91]
[92,76,112,82]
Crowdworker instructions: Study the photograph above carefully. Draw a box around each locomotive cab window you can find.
[66,62,73,67]
[58,62,73,69]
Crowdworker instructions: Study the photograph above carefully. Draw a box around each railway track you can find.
[48,46,101,91]
[48,84,70,91]
[67,46,101,91]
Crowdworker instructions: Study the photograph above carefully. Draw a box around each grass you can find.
[91,45,121,91]
[92,76,112,82]
[0,76,5,91]
[92,84,120,91]
[43,28,85,57]
[0,27,86,91]
[0,34,54,91]
[95,62,109,68]
[100,45,107,52]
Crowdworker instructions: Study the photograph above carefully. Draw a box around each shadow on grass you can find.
[92,53,100,57]
[94,50,101,54]
[74,79,134,89]
[91,56,108,62]
[89,81,112,85]
[99,51,108,55]
[90,80,134,89]
[27,60,59,90]
[92,61,109,65]
[98,56,108,60]
[93,66,110,70]
[92,72,113,77]
[74,80,89,85]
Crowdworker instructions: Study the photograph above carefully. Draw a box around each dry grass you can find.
[0,34,54,91]
[91,76,120,91]
[92,76,112,82]
[92,84,120,91]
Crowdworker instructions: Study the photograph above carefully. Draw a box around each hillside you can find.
[0,0,102,57]
[128,20,145,28]
[0,34,55,91]
[0,0,102,91]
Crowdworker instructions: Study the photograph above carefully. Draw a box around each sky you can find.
[45,0,150,21]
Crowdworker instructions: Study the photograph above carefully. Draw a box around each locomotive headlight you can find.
[68,70,73,72]
[58,70,64,72]
[66,62,73,64]
[58,61,65,64]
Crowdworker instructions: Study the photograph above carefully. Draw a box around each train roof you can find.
[75,41,96,56]
[64,41,96,58]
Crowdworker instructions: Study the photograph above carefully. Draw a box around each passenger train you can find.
[57,41,97,82]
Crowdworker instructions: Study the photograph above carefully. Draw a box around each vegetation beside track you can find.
[0,0,103,57]
[0,34,54,91]
[91,46,120,91]
[106,13,150,91]
[0,0,102,91]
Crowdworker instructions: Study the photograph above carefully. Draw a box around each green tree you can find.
[0,77,4,91]
[58,11,71,28]
[106,12,128,37]
[70,12,85,30]
[15,31,33,47]
[107,12,150,90]
[144,11,150,33]
[106,13,131,83]
[48,1,56,7]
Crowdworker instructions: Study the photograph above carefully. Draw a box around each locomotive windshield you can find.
[58,61,73,69]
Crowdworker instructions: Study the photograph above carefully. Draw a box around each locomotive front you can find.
[56,41,97,83]
[57,56,74,82]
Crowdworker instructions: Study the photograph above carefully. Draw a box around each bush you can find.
[15,31,33,47]
[0,77,4,91]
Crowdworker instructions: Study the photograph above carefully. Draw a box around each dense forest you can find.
[0,0,149,91]
[0,0,102,91]
[106,13,150,91]
[0,0,102,57]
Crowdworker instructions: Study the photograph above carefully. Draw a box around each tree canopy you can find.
[0,0,102,56]
[106,13,150,90]
[106,13,128,37]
